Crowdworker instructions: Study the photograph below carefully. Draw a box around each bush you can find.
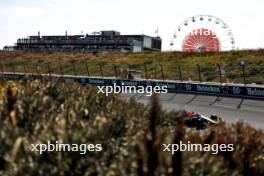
[0,78,263,175]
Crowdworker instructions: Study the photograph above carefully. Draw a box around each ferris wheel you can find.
[170,15,235,52]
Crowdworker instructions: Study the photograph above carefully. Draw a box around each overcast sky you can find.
[1,0,264,50]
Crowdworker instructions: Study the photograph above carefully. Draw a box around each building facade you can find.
[5,31,162,52]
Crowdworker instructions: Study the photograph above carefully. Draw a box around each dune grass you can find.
[0,50,264,84]
[0,78,263,175]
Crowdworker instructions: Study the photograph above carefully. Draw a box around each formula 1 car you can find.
[184,111,222,130]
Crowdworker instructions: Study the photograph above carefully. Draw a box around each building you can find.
[5,31,162,52]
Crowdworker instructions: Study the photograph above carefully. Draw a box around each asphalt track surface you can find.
[121,93,264,130]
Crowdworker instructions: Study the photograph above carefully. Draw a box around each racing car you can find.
[184,111,222,130]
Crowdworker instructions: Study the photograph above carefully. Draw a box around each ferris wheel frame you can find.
[170,14,236,52]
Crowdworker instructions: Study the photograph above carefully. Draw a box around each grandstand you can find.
[4,31,162,52]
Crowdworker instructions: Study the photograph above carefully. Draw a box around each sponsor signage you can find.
[2,73,264,99]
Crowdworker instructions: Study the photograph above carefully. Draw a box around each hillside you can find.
[0,50,264,84]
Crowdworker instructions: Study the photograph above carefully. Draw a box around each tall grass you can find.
[0,78,263,175]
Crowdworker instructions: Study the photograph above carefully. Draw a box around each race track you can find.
[3,72,264,129]
[121,93,264,130]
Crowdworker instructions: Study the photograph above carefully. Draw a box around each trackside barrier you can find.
[2,72,264,100]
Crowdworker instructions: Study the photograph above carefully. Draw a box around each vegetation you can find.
[0,78,263,175]
[0,49,264,84]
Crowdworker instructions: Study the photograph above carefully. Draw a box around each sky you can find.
[0,0,264,51]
